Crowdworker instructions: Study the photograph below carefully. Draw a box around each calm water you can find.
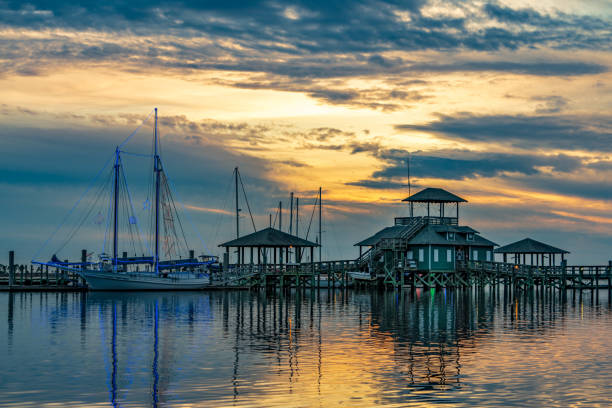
[1,288,611,407]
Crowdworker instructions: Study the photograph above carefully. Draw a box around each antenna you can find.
[407,153,411,197]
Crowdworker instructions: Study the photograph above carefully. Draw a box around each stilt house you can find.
[355,188,497,279]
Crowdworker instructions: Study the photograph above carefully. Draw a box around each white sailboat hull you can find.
[79,270,211,291]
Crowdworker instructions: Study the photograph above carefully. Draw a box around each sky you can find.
[0,0,611,264]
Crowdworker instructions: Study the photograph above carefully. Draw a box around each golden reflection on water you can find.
[1,288,612,407]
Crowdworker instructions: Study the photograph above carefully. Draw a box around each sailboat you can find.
[50,108,215,290]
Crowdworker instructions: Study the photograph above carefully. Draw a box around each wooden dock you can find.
[3,249,611,292]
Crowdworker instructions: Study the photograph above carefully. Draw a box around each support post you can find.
[607,260,612,298]
[8,251,14,288]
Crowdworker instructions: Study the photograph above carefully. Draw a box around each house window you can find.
[473,250,478,261]
[447,232,455,241]
[419,248,424,262]
[406,250,413,260]
[486,251,491,262]
[447,249,452,262]
[467,232,474,241]
[434,249,439,262]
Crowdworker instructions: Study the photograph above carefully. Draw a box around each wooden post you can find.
[561,259,567,291]
[8,251,14,288]
[310,247,315,284]
[606,261,612,305]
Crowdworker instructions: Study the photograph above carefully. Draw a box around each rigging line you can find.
[164,175,190,256]
[121,159,150,257]
[272,205,279,229]
[212,170,236,251]
[55,169,112,255]
[165,172,212,256]
[300,195,318,258]
[120,170,139,256]
[32,152,115,262]
[103,162,115,256]
[120,150,154,158]
[118,109,154,149]
[237,170,257,233]
[161,173,183,258]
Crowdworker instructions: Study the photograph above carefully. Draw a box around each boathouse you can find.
[494,238,569,266]
[355,188,497,284]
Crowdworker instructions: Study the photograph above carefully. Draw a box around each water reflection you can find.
[1,287,611,407]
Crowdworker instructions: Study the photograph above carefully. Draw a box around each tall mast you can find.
[235,167,239,239]
[289,192,294,235]
[295,197,299,237]
[154,107,160,274]
[318,187,322,262]
[279,201,282,231]
[113,147,120,270]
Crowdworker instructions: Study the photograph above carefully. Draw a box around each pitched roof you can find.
[355,224,496,247]
[219,227,319,247]
[354,225,410,246]
[494,238,569,254]
[407,225,497,247]
[402,188,467,203]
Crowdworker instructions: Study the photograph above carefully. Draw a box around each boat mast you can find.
[154,108,160,274]
[318,187,322,262]
[235,167,239,239]
[289,192,294,235]
[113,147,120,270]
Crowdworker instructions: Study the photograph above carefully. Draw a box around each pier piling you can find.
[8,251,14,288]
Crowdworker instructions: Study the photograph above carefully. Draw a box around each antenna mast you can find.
[407,154,411,197]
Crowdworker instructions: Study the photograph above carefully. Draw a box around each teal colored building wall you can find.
[406,244,494,271]
[469,247,493,262]
[406,245,456,271]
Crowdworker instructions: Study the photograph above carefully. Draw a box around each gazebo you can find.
[399,187,467,225]
[219,227,319,269]
[494,238,569,266]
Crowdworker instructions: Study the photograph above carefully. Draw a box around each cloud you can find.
[395,113,612,152]
[531,95,569,114]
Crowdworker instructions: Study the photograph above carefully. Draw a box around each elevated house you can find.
[355,188,497,285]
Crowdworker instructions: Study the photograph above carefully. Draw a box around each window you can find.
[447,249,452,262]
[447,232,455,241]
[486,251,491,262]
[467,232,474,241]
[419,248,424,262]
[473,250,478,261]
[406,250,413,260]
[434,249,439,262]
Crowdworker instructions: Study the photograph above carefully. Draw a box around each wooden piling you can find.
[561,260,567,291]
[606,260,612,303]
[8,251,14,288]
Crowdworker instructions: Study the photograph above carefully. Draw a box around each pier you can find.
[3,248,611,294]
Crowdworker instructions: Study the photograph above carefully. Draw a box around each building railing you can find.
[395,216,458,226]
